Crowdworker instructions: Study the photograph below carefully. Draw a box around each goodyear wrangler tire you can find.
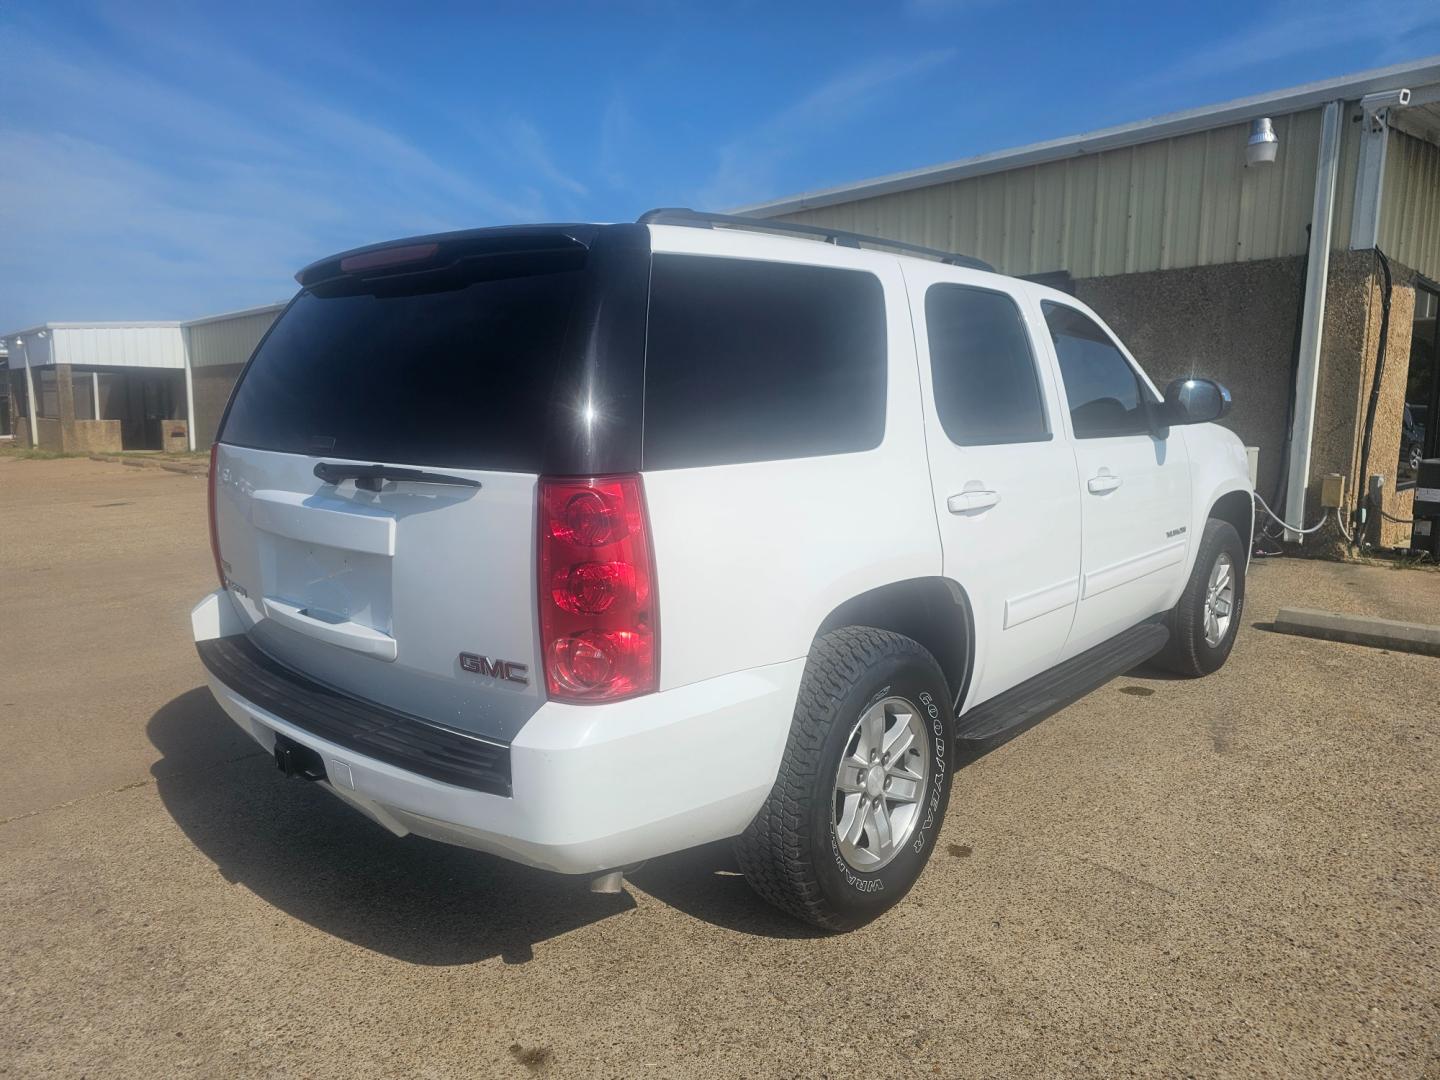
[1154,518,1246,678]
[734,627,954,931]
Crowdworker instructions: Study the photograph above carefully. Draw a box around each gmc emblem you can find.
[459,653,529,685]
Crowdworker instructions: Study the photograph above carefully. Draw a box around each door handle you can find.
[261,596,398,662]
[1087,472,1123,495]
[947,489,1001,514]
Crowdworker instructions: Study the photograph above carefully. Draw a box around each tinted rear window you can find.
[641,255,887,469]
[220,266,584,471]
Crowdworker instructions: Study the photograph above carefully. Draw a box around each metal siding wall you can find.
[50,327,184,369]
[782,111,1327,278]
[1380,128,1440,282]
[187,310,282,369]
[1332,102,1364,250]
[15,334,54,367]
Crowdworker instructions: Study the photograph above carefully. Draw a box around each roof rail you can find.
[637,207,995,272]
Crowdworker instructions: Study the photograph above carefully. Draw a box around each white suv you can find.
[192,210,1253,930]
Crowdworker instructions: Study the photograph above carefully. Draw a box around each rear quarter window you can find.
[641,254,887,470]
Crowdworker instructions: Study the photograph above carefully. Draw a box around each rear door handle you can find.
[1087,472,1123,495]
[947,489,1001,513]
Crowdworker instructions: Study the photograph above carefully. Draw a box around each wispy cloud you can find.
[1150,0,1440,87]
[0,14,577,326]
[699,49,955,209]
[494,117,589,200]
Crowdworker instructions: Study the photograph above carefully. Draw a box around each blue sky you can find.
[2,1,1438,330]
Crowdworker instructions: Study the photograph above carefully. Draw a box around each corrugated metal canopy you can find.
[3,323,184,370]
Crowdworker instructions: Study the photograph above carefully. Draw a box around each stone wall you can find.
[34,418,63,452]
[1309,250,1422,549]
[160,419,189,453]
[31,416,122,453]
[191,362,244,448]
[66,420,123,454]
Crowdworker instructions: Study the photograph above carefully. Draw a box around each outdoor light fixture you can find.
[1245,117,1279,167]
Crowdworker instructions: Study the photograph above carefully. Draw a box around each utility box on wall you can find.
[1414,459,1440,557]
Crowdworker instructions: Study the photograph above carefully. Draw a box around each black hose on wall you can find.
[1354,247,1393,538]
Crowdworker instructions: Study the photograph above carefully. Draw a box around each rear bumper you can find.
[191,590,804,874]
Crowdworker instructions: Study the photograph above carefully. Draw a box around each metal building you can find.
[183,303,286,447]
[4,322,189,453]
[741,57,1440,547]
[4,304,283,454]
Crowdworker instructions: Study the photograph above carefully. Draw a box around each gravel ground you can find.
[2,455,1438,1079]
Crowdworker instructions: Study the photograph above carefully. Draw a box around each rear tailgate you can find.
[213,445,540,741]
[209,225,650,742]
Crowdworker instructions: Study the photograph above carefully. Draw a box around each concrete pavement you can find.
[2,456,1438,1078]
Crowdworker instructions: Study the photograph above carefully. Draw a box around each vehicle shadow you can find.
[628,842,830,941]
[148,687,634,966]
[1121,661,1190,682]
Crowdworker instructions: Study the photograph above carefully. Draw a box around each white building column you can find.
[21,345,38,449]
[1283,99,1343,541]
[181,326,197,451]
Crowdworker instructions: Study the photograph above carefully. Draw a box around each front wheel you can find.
[735,627,955,931]
[1154,518,1246,677]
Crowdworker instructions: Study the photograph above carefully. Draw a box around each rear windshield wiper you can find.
[313,462,481,491]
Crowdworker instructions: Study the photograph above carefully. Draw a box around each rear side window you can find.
[642,255,887,469]
[220,266,584,471]
[1043,302,1152,439]
[925,284,1048,445]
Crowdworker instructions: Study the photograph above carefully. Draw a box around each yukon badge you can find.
[459,653,529,685]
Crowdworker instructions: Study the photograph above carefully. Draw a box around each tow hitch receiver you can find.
[273,732,327,782]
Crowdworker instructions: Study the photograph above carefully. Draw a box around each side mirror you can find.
[1162,378,1232,425]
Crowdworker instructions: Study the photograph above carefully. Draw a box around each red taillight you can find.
[538,475,657,702]
[207,443,225,589]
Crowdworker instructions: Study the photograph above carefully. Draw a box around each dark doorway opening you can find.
[94,369,185,450]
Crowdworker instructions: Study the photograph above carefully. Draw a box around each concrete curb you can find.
[88,453,208,477]
[1273,607,1440,657]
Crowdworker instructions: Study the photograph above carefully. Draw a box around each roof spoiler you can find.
[295,226,596,288]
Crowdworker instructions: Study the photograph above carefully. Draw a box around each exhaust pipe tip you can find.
[589,870,626,894]
[588,862,646,895]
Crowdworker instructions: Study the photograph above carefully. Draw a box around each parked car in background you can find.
[192,211,1253,930]
[1402,403,1426,477]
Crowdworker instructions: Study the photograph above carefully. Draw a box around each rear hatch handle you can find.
[313,461,482,492]
[261,596,399,661]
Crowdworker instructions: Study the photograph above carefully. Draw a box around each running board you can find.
[954,622,1169,750]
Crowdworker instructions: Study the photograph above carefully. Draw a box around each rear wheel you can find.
[1154,518,1245,677]
[735,627,954,931]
